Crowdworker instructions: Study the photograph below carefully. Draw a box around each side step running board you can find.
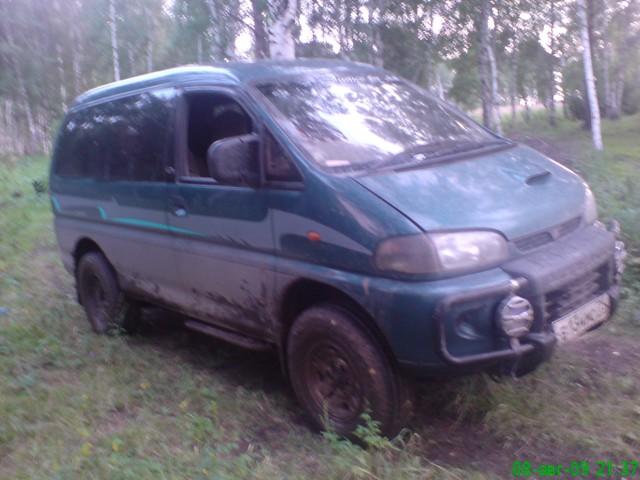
[184,319,272,352]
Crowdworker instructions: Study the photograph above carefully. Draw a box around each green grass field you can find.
[1,114,639,479]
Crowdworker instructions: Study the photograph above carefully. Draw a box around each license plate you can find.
[552,294,611,344]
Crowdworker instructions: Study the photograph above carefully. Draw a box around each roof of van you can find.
[72,59,380,107]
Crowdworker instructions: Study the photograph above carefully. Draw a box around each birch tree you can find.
[109,0,121,81]
[547,0,557,126]
[368,0,387,67]
[268,0,298,59]
[145,3,154,72]
[577,0,603,150]
[251,0,269,59]
[205,0,224,60]
[477,0,502,134]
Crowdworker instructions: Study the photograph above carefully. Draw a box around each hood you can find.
[355,144,587,240]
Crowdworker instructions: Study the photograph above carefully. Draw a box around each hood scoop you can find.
[525,170,551,185]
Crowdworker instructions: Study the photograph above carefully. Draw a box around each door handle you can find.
[173,207,187,217]
[169,196,188,217]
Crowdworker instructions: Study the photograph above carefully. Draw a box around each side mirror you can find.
[207,133,260,187]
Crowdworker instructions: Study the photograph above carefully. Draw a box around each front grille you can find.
[557,217,581,237]
[514,217,582,252]
[543,263,610,322]
[515,231,553,251]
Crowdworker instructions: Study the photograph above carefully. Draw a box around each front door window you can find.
[184,92,253,179]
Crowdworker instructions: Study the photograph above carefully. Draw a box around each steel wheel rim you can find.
[304,342,363,424]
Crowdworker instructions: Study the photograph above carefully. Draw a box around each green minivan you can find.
[50,60,626,437]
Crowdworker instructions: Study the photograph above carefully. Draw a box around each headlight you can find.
[375,230,508,275]
[584,186,598,224]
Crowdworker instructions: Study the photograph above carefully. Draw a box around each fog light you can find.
[497,295,534,338]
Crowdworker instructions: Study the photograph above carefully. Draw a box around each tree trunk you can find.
[477,0,502,134]
[251,0,269,59]
[611,68,624,118]
[128,45,135,77]
[435,69,445,100]
[562,82,569,118]
[197,34,203,63]
[371,27,384,67]
[547,0,557,127]
[602,32,614,118]
[369,0,386,67]
[577,0,603,150]
[56,43,67,111]
[109,0,120,81]
[205,0,224,61]
[145,5,154,72]
[523,93,531,123]
[146,41,153,72]
[488,43,502,134]
[509,56,517,123]
[52,0,67,110]
[71,23,82,96]
[268,0,297,59]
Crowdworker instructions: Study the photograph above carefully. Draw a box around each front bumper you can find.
[433,278,555,367]
[395,223,625,378]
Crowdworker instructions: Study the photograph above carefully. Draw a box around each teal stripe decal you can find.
[112,217,203,236]
[51,195,202,237]
[51,196,61,212]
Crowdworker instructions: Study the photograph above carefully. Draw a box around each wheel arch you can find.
[73,237,106,271]
[277,278,397,376]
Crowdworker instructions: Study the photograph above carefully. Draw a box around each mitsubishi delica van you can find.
[50,60,626,437]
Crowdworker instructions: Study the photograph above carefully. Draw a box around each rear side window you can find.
[54,88,175,181]
[53,109,105,178]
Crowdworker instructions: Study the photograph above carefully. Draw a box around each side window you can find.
[54,89,175,182]
[265,131,302,182]
[103,88,175,182]
[53,109,104,179]
[184,92,253,178]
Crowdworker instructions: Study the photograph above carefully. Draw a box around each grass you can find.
[1,113,640,479]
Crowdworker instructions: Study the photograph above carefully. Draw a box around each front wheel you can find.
[287,304,413,438]
[76,252,140,334]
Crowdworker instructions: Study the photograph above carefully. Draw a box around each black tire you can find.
[76,252,140,334]
[287,304,414,438]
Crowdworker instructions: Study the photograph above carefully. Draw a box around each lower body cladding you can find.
[383,223,626,378]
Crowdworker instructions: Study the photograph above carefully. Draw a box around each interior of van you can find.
[185,93,253,177]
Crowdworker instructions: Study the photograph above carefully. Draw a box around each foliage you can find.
[0,0,639,156]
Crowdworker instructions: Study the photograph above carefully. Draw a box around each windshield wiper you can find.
[376,139,510,171]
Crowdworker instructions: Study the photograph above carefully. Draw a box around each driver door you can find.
[166,87,275,339]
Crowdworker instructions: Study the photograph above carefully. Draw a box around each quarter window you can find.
[53,88,175,181]
[53,109,104,178]
[264,131,301,182]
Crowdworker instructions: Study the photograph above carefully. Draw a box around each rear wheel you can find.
[287,304,413,438]
[76,252,140,334]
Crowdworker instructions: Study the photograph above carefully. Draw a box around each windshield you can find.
[257,73,496,172]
